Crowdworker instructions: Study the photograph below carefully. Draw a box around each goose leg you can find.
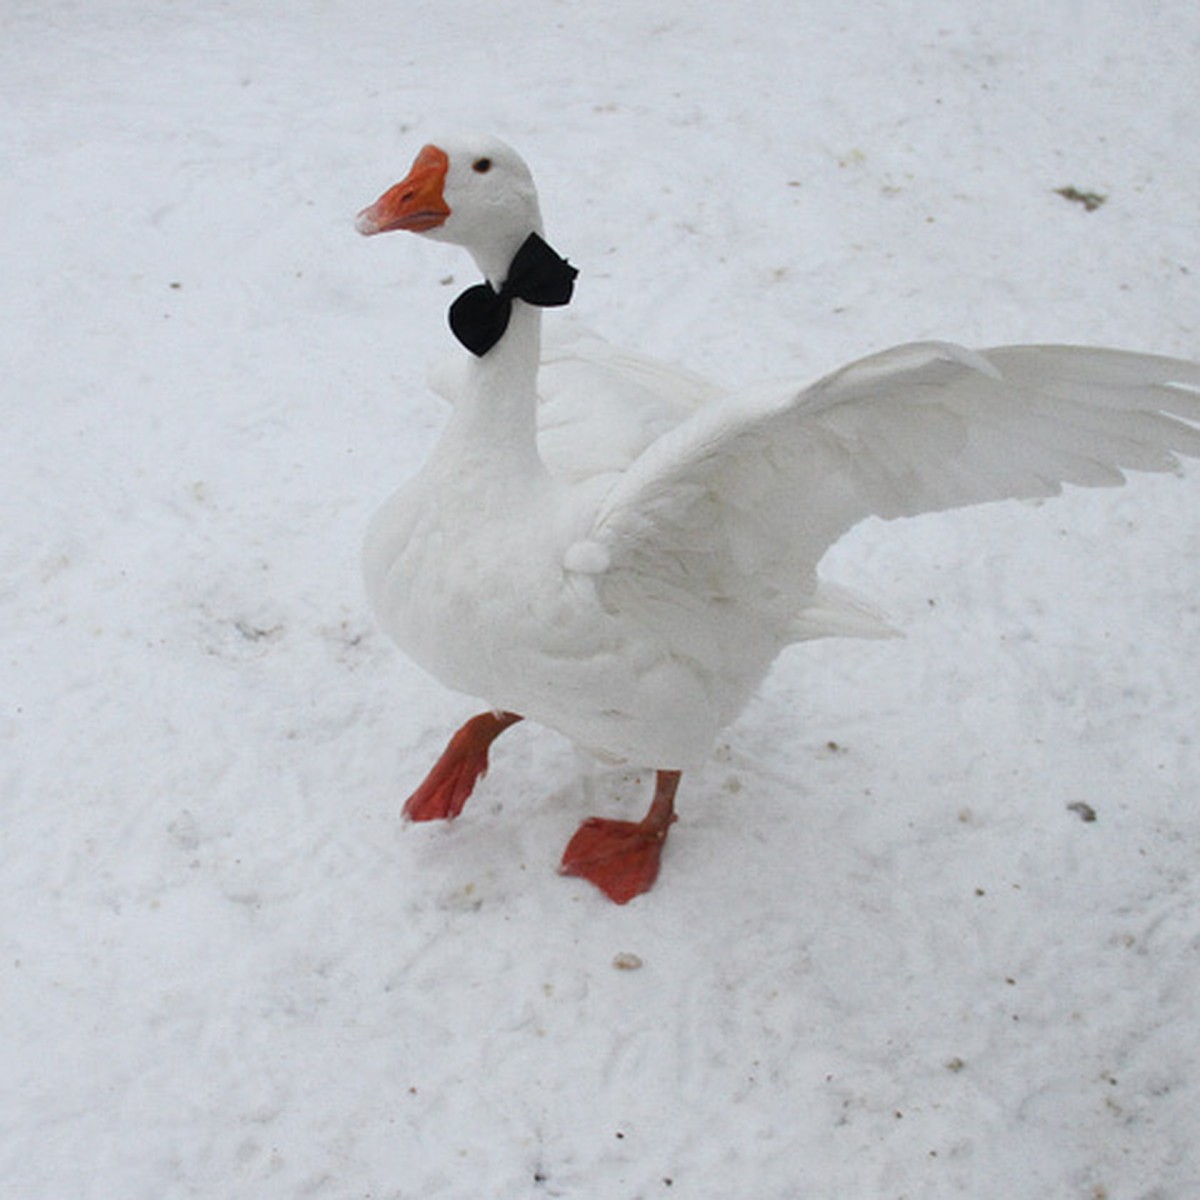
[403,711,523,822]
[559,769,681,904]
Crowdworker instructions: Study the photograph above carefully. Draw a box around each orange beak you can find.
[355,144,451,235]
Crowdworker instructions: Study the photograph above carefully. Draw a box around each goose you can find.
[355,134,1200,904]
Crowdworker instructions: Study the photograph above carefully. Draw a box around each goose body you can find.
[364,331,729,768]
[357,134,1200,902]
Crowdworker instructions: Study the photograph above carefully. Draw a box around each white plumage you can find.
[356,133,1200,901]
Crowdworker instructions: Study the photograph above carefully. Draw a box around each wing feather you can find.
[578,342,1200,632]
[536,323,725,484]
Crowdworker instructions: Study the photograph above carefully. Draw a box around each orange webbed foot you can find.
[403,711,522,822]
[559,770,681,904]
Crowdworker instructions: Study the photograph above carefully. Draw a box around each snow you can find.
[3,2,1198,1197]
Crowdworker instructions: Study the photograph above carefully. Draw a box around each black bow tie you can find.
[448,232,578,357]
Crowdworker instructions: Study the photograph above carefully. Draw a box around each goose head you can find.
[356,134,543,285]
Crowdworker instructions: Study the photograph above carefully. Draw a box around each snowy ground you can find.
[3,2,1199,1197]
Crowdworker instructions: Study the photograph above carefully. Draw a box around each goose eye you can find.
[472,157,492,174]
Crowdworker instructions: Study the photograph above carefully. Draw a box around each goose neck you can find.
[440,299,544,480]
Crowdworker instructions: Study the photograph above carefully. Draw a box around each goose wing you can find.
[569,342,1200,634]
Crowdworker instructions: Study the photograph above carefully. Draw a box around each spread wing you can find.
[570,341,1200,632]
[535,322,725,484]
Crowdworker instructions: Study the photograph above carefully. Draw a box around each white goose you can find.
[356,134,1200,904]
